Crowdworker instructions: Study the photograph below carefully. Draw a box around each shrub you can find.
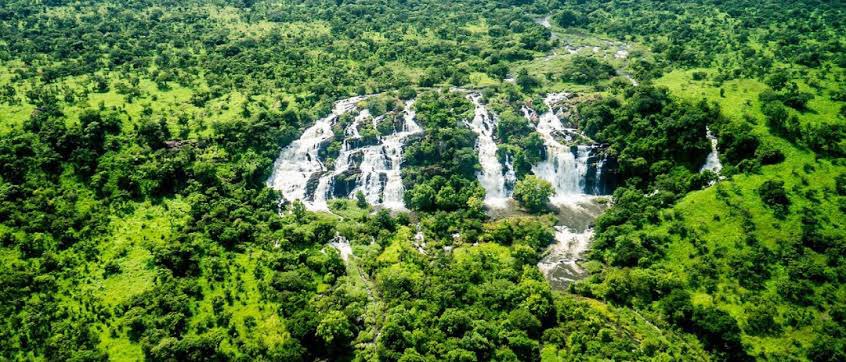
[512,176,553,213]
[758,180,789,218]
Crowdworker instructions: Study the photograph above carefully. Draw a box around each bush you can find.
[691,306,747,360]
[554,9,586,27]
[755,143,785,165]
[560,56,616,84]
[757,180,789,218]
[512,176,553,213]
[836,173,846,196]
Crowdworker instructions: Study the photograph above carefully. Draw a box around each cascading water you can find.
[310,109,373,211]
[503,153,517,194]
[592,157,605,195]
[466,93,511,208]
[267,96,365,205]
[521,93,615,288]
[538,226,595,288]
[269,96,422,211]
[353,100,423,210]
[329,233,353,263]
[700,126,723,174]
[527,93,607,205]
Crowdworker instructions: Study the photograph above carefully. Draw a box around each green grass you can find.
[641,67,846,358]
[453,242,513,266]
[0,61,34,134]
[193,251,290,356]
[328,198,373,220]
[88,198,190,360]
[0,103,33,134]
[469,72,499,87]
[463,18,490,34]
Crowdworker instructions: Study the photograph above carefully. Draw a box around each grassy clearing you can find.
[453,242,513,266]
[0,62,34,134]
[88,199,190,360]
[194,250,289,356]
[0,104,33,134]
[469,72,499,88]
[328,198,373,220]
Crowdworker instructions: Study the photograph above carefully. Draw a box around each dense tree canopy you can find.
[0,0,843,360]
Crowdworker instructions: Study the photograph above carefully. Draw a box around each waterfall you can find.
[520,93,615,288]
[538,226,594,288]
[592,157,605,195]
[527,93,606,205]
[700,126,722,174]
[503,153,517,194]
[267,96,365,205]
[269,95,423,211]
[352,101,422,210]
[310,109,373,211]
[466,93,510,208]
[379,100,423,209]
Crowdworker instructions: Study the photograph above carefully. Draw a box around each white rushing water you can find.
[466,93,511,208]
[310,109,373,211]
[268,96,422,211]
[527,93,599,205]
[538,226,595,287]
[267,96,365,205]
[329,233,353,263]
[536,15,551,29]
[521,93,613,288]
[353,100,423,210]
[700,126,723,174]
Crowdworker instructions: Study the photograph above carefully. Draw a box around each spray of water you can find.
[268,97,422,211]
[466,93,511,208]
[267,96,365,206]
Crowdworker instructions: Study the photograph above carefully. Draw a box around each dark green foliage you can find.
[836,173,846,196]
[512,176,553,213]
[495,110,544,179]
[580,85,714,190]
[355,190,367,209]
[758,180,789,218]
[121,279,201,343]
[690,306,748,360]
[402,91,486,213]
[0,0,843,361]
[137,118,171,150]
[516,69,539,92]
[755,142,785,165]
[554,9,587,28]
[744,303,781,336]
[716,121,761,166]
[559,56,616,84]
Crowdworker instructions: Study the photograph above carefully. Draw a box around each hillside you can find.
[0,0,843,361]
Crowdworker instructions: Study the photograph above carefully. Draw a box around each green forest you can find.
[0,0,844,361]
